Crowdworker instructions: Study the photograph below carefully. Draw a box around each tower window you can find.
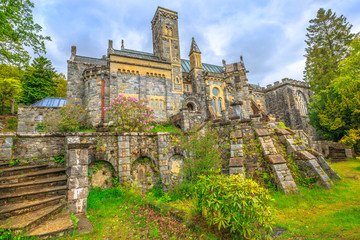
[212,87,219,96]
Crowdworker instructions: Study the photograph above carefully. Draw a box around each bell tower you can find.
[151,7,183,94]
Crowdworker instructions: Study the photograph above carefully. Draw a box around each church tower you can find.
[151,7,183,94]
[188,37,203,94]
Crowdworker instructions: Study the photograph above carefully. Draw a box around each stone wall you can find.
[17,106,61,133]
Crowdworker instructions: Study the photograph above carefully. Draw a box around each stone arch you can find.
[295,90,308,116]
[88,160,116,189]
[131,156,159,191]
[183,97,201,112]
[34,114,44,132]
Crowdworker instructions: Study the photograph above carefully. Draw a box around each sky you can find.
[32,0,360,87]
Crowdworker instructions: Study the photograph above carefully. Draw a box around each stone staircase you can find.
[0,160,73,238]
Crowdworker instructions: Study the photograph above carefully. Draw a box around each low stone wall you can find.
[17,106,61,132]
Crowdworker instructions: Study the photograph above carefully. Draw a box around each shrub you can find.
[105,94,155,132]
[179,124,223,181]
[37,104,91,132]
[195,174,273,239]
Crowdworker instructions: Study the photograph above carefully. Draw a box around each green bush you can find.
[195,174,273,239]
[179,124,224,181]
[168,180,197,201]
[6,117,17,131]
[37,104,91,132]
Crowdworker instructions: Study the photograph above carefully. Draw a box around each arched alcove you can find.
[88,161,116,189]
[131,157,159,191]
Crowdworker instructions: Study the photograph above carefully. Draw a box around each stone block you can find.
[229,157,244,167]
[345,148,353,158]
[69,198,87,213]
[265,154,286,164]
[68,165,88,177]
[68,149,88,165]
[3,137,13,148]
[119,148,130,158]
[118,157,130,164]
[308,149,322,157]
[271,163,288,171]
[275,128,291,135]
[68,188,88,201]
[68,176,88,189]
[118,141,130,149]
[255,129,271,137]
[230,144,243,151]
[230,131,242,139]
[66,136,80,144]
[229,167,244,175]
[295,151,316,161]
[0,148,12,160]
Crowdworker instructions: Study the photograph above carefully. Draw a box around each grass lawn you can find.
[68,188,212,240]
[68,159,359,240]
[271,158,360,240]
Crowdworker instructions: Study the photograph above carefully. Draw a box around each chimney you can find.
[71,46,76,57]
[121,40,124,50]
[108,40,113,49]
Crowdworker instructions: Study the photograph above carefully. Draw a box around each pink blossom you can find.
[211,188,213,192]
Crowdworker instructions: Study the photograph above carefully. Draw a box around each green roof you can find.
[181,59,223,73]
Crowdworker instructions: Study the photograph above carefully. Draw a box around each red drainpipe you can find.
[101,69,105,124]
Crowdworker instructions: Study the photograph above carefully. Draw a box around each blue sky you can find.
[32,0,360,86]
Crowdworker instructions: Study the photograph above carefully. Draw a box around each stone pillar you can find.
[0,136,13,160]
[180,109,190,132]
[117,135,131,182]
[66,136,90,214]
[158,133,170,192]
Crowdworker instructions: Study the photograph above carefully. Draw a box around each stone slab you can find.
[230,131,243,139]
[265,154,287,164]
[229,167,244,175]
[275,128,291,135]
[229,157,244,167]
[255,129,271,137]
[295,151,316,161]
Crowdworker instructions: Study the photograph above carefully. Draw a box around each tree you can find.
[21,56,56,105]
[308,36,360,146]
[0,64,24,114]
[53,73,67,98]
[0,0,51,67]
[0,78,22,114]
[304,8,355,93]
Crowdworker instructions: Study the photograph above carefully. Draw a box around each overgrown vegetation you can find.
[37,104,92,132]
[105,94,155,132]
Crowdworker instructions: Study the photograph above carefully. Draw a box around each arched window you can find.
[212,98,216,112]
[218,98,222,114]
[296,91,308,116]
[186,103,194,111]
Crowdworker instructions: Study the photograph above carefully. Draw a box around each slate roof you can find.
[113,49,160,61]
[181,59,224,74]
[31,98,67,108]
[74,56,107,65]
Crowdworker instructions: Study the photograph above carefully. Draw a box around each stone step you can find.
[0,196,65,220]
[0,165,48,177]
[0,161,9,169]
[26,212,73,238]
[0,168,66,184]
[0,175,67,195]
[0,203,64,230]
[0,185,67,205]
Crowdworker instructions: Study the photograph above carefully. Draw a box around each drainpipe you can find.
[101,69,105,125]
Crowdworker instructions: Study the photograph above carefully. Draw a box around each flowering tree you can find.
[105,94,155,132]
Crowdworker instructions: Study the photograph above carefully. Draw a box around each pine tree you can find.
[21,56,57,105]
[304,8,355,93]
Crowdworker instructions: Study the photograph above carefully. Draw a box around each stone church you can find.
[18,6,312,137]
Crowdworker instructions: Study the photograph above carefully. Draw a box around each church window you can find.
[175,77,180,84]
[151,100,154,108]
[160,100,162,109]
[218,99,222,114]
[212,98,216,112]
[212,87,219,96]
[186,85,189,92]
[155,100,158,108]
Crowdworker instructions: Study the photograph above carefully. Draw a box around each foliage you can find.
[179,124,223,181]
[167,180,197,201]
[304,8,355,93]
[195,174,273,239]
[105,94,155,132]
[309,36,360,144]
[0,78,22,114]
[52,155,65,166]
[70,212,79,235]
[37,104,91,132]
[6,117,17,131]
[53,73,67,98]
[150,123,181,133]
[21,56,58,105]
[0,0,51,67]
